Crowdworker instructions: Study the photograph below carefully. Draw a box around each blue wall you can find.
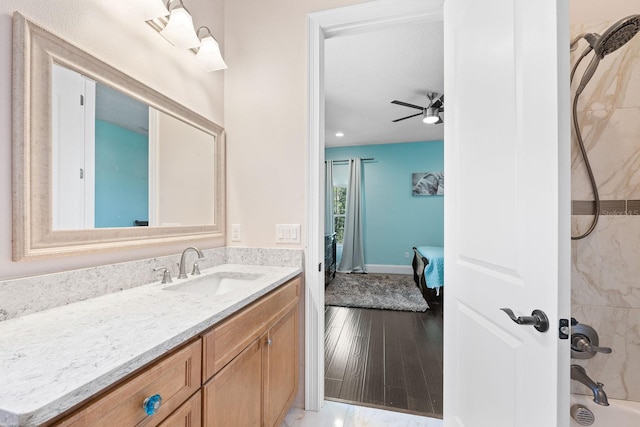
[326,140,444,267]
[95,120,149,228]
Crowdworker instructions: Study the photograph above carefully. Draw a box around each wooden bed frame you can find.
[412,247,444,306]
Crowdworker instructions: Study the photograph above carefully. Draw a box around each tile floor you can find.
[284,401,444,427]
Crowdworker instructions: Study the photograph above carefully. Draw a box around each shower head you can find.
[575,15,640,95]
[594,14,640,58]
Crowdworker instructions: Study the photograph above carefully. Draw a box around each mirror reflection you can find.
[52,65,216,230]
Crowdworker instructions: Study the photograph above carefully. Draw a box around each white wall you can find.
[224,0,367,249]
[0,0,224,279]
[569,0,639,25]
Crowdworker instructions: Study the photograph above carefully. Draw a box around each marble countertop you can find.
[0,264,301,427]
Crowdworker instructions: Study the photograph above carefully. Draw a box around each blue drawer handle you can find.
[142,394,162,416]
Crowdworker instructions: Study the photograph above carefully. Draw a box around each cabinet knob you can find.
[142,394,162,416]
[266,338,273,346]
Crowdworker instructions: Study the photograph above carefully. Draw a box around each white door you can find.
[443,1,571,426]
[52,64,96,229]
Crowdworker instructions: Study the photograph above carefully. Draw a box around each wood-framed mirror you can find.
[12,12,226,261]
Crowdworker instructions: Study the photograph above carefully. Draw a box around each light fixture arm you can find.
[166,0,191,14]
[196,26,219,42]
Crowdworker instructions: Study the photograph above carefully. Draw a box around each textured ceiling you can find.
[324,20,444,147]
[96,83,149,135]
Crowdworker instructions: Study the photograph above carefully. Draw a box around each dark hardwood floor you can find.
[324,305,443,418]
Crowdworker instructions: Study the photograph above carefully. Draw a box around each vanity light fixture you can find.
[160,0,200,49]
[335,132,344,137]
[145,0,227,72]
[196,27,228,71]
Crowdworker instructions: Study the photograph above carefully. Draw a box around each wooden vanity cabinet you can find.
[48,276,300,427]
[202,277,300,427]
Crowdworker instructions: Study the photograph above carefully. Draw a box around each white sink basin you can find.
[164,272,263,295]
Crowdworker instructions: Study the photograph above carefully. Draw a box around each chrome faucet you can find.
[178,246,205,279]
[571,364,609,406]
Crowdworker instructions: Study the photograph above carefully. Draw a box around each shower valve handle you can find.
[500,308,549,333]
[572,335,612,354]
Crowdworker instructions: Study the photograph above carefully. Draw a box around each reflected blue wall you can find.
[326,140,444,267]
[95,120,149,228]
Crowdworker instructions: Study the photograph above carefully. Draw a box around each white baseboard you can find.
[364,264,413,275]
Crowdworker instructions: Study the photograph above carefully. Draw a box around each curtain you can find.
[324,161,334,236]
[338,158,365,273]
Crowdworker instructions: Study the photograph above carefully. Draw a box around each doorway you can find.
[305,0,445,414]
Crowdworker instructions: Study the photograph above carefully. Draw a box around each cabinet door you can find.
[264,307,298,427]
[203,336,263,427]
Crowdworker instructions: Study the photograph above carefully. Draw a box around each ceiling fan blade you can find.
[391,100,424,111]
[392,112,423,122]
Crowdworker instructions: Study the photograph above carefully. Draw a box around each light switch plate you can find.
[231,224,241,242]
[276,224,301,243]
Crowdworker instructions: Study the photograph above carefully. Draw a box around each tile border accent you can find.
[572,200,640,215]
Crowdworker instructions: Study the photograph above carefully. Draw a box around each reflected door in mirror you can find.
[52,65,150,229]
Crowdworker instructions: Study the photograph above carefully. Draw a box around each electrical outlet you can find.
[404,252,410,259]
[231,224,241,242]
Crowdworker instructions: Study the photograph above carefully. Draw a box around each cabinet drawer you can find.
[54,340,202,427]
[158,390,201,427]
[203,276,300,380]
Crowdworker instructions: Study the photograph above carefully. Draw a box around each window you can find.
[333,186,346,244]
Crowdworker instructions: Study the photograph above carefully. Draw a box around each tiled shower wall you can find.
[571,10,640,401]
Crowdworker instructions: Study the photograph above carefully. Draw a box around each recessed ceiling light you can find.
[335,132,344,137]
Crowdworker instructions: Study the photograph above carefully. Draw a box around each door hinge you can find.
[559,318,569,339]
[318,262,322,272]
[80,94,84,106]
[79,168,84,179]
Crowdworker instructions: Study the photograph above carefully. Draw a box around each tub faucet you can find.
[178,246,205,279]
[571,364,609,406]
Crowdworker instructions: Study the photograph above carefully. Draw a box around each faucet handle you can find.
[191,260,202,276]
[153,267,173,284]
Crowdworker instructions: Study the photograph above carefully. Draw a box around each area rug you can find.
[325,273,429,312]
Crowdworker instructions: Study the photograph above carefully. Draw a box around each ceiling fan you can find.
[391,92,444,124]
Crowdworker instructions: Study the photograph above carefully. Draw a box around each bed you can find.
[412,246,444,306]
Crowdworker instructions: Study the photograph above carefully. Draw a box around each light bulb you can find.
[423,107,439,124]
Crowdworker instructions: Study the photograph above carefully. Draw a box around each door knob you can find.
[500,308,549,332]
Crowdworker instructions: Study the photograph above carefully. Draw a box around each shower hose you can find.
[570,47,600,240]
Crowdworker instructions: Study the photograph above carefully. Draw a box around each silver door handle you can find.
[500,308,549,333]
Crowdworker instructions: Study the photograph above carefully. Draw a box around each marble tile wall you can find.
[0,247,303,322]
[571,17,640,402]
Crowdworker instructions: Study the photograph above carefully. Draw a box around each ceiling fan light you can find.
[423,107,439,124]
[160,6,200,49]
